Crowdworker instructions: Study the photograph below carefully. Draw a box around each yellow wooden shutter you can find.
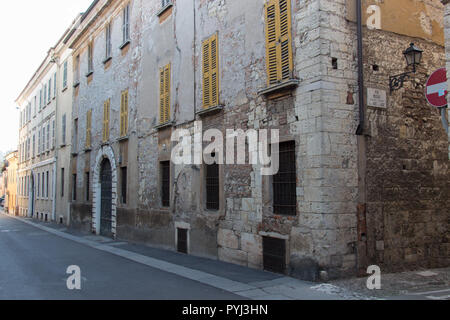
[164,64,170,123]
[120,90,128,137]
[86,110,92,148]
[265,0,292,86]
[202,34,219,109]
[202,38,211,108]
[159,65,170,124]
[210,34,219,107]
[103,100,110,142]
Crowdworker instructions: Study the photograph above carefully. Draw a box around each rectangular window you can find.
[61,168,65,197]
[161,161,170,207]
[85,172,90,201]
[86,110,92,148]
[46,171,49,198]
[72,174,77,201]
[34,96,37,116]
[63,61,68,89]
[53,73,57,98]
[202,33,219,109]
[120,90,129,137]
[43,84,47,106]
[206,155,220,211]
[46,122,50,151]
[122,4,130,44]
[75,55,80,84]
[273,141,296,215]
[103,99,110,142]
[159,64,171,124]
[162,0,172,8]
[177,228,188,254]
[265,0,293,86]
[62,114,66,145]
[121,167,127,204]
[48,78,52,102]
[39,89,42,110]
[263,237,286,274]
[52,119,55,149]
[32,134,35,157]
[42,173,45,199]
[73,119,78,153]
[88,42,94,74]
[42,126,45,153]
[38,129,41,154]
[106,23,112,59]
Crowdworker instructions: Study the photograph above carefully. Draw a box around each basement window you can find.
[332,58,338,70]
[263,237,286,274]
[177,228,188,254]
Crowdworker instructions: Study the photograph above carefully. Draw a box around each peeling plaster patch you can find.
[419,11,433,35]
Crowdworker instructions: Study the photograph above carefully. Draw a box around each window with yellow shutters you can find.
[120,90,129,137]
[202,33,219,109]
[159,64,171,124]
[103,99,110,143]
[265,0,293,86]
[86,110,92,149]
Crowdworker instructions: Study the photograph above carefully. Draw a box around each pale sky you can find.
[0,0,94,158]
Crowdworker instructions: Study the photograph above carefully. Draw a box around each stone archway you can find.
[92,145,118,238]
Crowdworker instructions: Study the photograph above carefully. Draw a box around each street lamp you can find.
[389,43,423,92]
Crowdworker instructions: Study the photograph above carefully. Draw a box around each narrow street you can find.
[0,212,243,300]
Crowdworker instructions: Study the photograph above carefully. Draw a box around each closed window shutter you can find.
[159,65,170,124]
[86,110,92,148]
[120,90,129,137]
[202,34,219,109]
[164,64,170,123]
[210,34,219,107]
[202,39,210,108]
[265,0,292,86]
[103,100,110,142]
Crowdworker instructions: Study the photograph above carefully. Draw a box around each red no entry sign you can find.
[426,68,448,108]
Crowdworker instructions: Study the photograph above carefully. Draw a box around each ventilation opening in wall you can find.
[59,217,63,224]
[263,237,286,274]
[332,58,338,70]
[372,64,379,71]
[177,228,188,254]
[45,214,48,222]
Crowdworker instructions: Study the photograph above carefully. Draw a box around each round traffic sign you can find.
[425,68,448,107]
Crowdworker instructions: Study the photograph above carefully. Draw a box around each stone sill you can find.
[103,56,112,64]
[196,105,224,117]
[157,3,173,17]
[73,82,80,88]
[155,121,174,130]
[258,79,300,96]
[60,144,66,148]
[84,148,92,152]
[120,40,130,50]
[62,86,68,93]
[85,71,94,78]
[117,135,129,142]
[101,142,110,147]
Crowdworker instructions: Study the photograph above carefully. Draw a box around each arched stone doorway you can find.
[92,146,118,238]
[100,159,113,237]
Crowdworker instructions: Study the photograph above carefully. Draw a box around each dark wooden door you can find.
[100,159,113,237]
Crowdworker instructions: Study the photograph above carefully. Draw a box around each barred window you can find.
[161,161,170,207]
[206,154,219,211]
[273,141,297,215]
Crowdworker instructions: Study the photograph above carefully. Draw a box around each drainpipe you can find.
[52,58,59,222]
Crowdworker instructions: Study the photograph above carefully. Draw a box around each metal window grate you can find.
[121,167,127,204]
[263,237,286,274]
[161,161,170,207]
[177,228,188,254]
[206,157,219,210]
[273,141,296,215]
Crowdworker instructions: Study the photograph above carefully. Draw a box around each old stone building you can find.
[14,0,447,280]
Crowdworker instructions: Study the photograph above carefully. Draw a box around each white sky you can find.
[0,0,94,158]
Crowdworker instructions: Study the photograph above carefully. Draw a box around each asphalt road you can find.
[0,213,243,300]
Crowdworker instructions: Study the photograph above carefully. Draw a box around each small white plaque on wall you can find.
[367,88,387,109]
